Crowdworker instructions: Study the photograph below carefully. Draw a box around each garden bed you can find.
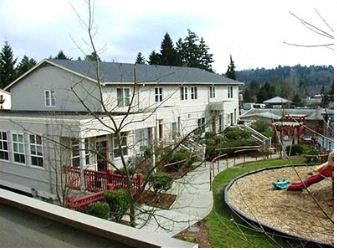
[226,165,333,246]
[141,191,176,209]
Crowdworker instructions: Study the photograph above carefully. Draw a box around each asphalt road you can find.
[0,203,126,247]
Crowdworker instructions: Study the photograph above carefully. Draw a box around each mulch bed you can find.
[227,165,333,246]
[141,191,176,209]
[174,219,211,248]
[164,164,200,179]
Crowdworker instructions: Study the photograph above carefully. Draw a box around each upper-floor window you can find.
[228,86,233,98]
[12,133,25,164]
[209,86,215,98]
[191,87,198,99]
[29,135,43,167]
[113,132,128,158]
[155,87,163,102]
[180,87,188,100]
[71,138,90,167]
[117,88,130,107]
[0,131,9,161]
[45,90,56,107]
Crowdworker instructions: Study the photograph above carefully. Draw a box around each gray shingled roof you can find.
[48,59,241,85]
[240,108,332,121]
[263,96,291,104]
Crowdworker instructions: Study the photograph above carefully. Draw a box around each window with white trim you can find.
[180,86,188,100]
[29,135,43,167]
[228,86,233,98]
[12,133,25,164]
[71,138,89,167]
[117,88,130,107]
[45,90,56,107]
[191,86,198,99]
[0,131,9,161]
[155,87,163,102]
[113,132,128,158]
[209,86,215,98]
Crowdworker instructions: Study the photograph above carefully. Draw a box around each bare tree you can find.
[284,9,334,50]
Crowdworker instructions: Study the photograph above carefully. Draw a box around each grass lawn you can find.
[206,156,306,248]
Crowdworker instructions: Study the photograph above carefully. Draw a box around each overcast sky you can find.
[0,0,335,73]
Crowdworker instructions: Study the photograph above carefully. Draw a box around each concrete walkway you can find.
[136,154,279,236]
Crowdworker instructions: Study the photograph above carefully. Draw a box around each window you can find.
[228,86,233,98]
[12,133,25,164]
[113,132,128,158]
[191,87,198,99]
[45,90,56,107]
[197,117,206,132]
[155,87,163,102]
[117,88,130,107]
[209,86,215,98]
[180,86,188,100]
[0,132,9,161]
[30,135,43,167]
[71,138,89,167]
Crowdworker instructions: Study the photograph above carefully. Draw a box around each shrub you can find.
[87,201,110,219]
[148,171,173,194]
[223,127,252,140]
[104,189,130,222]
[285,144,304,156]
[115,165,135,176]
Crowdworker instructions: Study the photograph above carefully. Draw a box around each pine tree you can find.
[54,50,71,60]
[159,33,181,66]
[198,37,213,72]
[0,41,17,89]
[148,50,161,65]
[135,52,146,64]
[84,51,101,62]
[225,55,236,80]
[176,30,213,71]
[16,55,37,78]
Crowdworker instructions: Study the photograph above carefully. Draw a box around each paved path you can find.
[136,154,279,236]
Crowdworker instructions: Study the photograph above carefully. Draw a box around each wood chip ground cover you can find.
[227,165,333,245]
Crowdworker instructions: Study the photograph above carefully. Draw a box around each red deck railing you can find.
[64,166,145,210]
[63,166,144,193]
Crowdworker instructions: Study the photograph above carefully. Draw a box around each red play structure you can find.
[287,151,334,191]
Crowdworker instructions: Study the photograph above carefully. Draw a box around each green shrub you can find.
[223,127,252,140]
[285,144,304,156]
[115,165,135,176]
[104,189,130,222]
[87,201,110,219]
[148,171,173,194]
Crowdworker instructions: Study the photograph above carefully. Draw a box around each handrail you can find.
[209,153,228,190]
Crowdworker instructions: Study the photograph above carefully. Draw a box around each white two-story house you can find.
[0,59,242,199]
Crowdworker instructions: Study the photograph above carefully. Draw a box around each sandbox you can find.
[225,165,333,247]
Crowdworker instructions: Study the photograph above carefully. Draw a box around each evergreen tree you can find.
[54,50,71,60]
[84,51,101,62]
[176,29,213,71]
[198,37,214,72]
[0,41,17,89]
[225,55,236,80]
[243,88,252,102]
[15,55,37,78]
[159,33,181,66]
[292,93,303,107]
[148,50,161,65]
[256,82,275,103]
[135,52,146,64]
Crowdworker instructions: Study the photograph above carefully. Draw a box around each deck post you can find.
[79,138,86,192]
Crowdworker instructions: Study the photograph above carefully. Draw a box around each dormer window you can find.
[45,90,56,107]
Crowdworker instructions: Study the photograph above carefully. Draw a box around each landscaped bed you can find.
[226,165,333,246]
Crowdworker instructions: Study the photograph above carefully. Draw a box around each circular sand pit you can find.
[225,165,333,246]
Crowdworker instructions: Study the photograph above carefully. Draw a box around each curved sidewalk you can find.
[136,154,279,236]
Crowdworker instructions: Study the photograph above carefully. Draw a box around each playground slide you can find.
[287,161,333,191]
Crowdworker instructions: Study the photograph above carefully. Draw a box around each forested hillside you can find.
[237,65,334,96]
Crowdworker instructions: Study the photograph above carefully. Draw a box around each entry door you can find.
[96,141,108,172]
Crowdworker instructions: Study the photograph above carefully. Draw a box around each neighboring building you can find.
[263,96,291,108]
[239,108,334,150]
[0,89,11,109]
[0,59,242,199]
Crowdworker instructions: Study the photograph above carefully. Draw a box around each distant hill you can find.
[237,65,334,95]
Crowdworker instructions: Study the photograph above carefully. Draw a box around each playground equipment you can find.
[287,151,334,191]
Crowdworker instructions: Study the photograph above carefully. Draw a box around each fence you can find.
[63,166,144,193]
